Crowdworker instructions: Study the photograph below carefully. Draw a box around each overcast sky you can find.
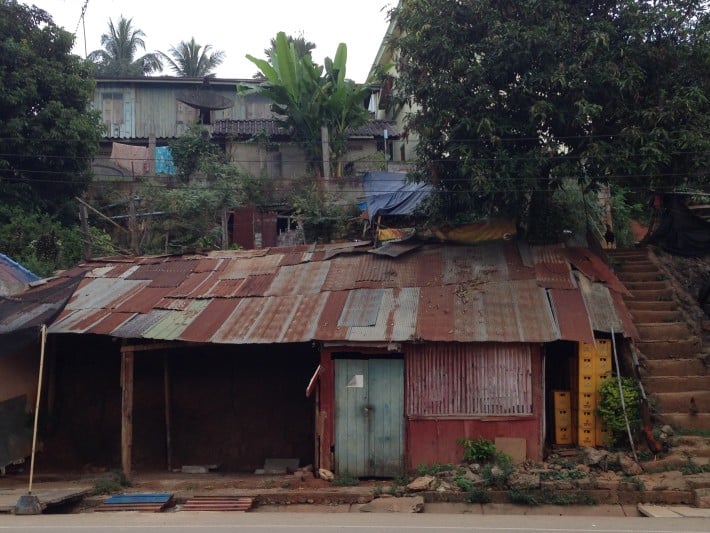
[28,0,394,82]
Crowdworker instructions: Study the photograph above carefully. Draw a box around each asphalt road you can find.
[0,513,708,533]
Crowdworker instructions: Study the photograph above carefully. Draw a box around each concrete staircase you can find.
[607,248,710,431]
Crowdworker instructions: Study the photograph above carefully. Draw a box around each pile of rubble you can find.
[395,442,710,508]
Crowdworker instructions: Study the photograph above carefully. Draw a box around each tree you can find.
[88,15,162,77]
[244,32,370,176]
[0,0,103,218]
[264,32,316,61]
[390,0,710,239]
[160,37,225,77]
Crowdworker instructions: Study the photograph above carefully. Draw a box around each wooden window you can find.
[176,101,198,125]
[406,344,533,416]
[102,92,124,126]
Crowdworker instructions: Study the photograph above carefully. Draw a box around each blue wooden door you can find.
[334,358,403,477]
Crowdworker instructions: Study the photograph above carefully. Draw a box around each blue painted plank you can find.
[105,493,172,504]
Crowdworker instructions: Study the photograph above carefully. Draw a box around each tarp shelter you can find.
[0,254,39,296]
[362,172,432,222]
[645,193,710,256]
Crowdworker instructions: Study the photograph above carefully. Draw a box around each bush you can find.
[458,437,497,463]
[597,377,641,447]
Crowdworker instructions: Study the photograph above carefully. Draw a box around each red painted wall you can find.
[406,345,544,465]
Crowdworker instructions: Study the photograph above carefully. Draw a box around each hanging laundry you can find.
[110,142,150,176]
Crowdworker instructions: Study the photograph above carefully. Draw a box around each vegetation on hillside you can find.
[390,0,710,239]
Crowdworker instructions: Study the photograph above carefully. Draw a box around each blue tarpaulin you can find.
[155,146,176,175]
[362,172,432,222]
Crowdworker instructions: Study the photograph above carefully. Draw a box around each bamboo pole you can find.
[27,324,47,495]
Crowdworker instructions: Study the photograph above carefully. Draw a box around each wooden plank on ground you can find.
[182,496,254,512]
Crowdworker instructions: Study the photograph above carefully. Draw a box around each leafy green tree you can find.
[88,15,162,76]
[160,37,225,77]
[0,0,102,218]
[244,32,370,177]
[0,206,114,277]
[390,0,710,238]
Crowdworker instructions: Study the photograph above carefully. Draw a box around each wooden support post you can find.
[321,126,330,181]
[163,354,173,472]
[121,349,134,481]
[79,203,91,260]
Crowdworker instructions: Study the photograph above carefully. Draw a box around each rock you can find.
[360,495,424,513]
[596,471,620,490]
[293,471,305,481]
[302,464,314,473]
[576,464,591,474]
[694,488,710,509]
[406,475,435,492]
[582,447,608,467]
[661,425,674,437]
[468,463,482,473]
[436,481,454,492]
[462,470,485,486]
[318,468,335,481]
[489,465,504,479]
[618,454,643,476]
[508,472,540,490]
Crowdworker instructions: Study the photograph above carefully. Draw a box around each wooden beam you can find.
[121,348,134,481]
[119,341,204,354]
[163,354,173,472]
[74,196,129,234]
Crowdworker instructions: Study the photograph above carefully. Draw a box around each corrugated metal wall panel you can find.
[406,343,533,416]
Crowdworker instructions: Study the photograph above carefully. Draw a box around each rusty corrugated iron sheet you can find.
[548,288,595,344]
[563,247,631,296]
[0,275,84,335]
[35,241,636,345]
[406,343,532,416]
[576,274,625,334]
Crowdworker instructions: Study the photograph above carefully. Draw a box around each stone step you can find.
[631,309,683,323]
[623,280,671,291]
[625,288,675,300]
[624,300,678,312]
[636,339,701,359]
[607,249,650,258]
[656,413,710,431]
[643,358,707,377]
[614,260,661,276]
[637,322,694,341]
[616,271,665,281]
[650,389,710,411]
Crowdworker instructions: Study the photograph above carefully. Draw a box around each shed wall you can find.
[0,345,38,403]
[37,336,318,472]
[405,343,544,464]
[317,342,544,473]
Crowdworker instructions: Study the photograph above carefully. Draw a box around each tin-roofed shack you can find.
[0,241,635,478]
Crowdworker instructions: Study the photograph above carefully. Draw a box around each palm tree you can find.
[88,16,162,77]
[160,38,225,77]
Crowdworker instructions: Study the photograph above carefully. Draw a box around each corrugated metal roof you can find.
[30,241,635,345]
[212,119,401,139]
